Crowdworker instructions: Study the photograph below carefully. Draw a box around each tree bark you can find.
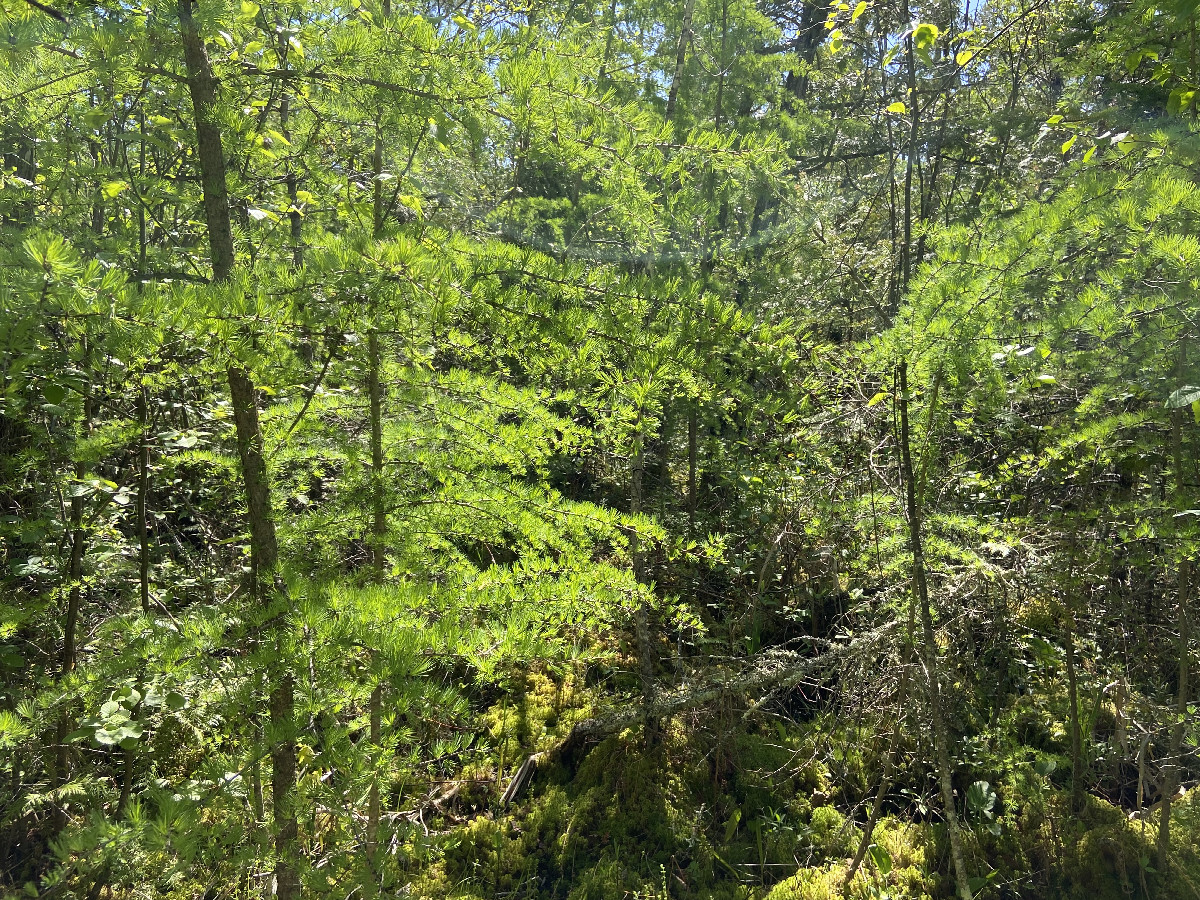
[664,0,695,121]
[177,3,297,896]
[900,5,919,292]
[1158,344,1193,868]
[137,387,151,615]
[1064,607,1084,815]
[53,339,93,831]
[630,420,659,741]
[898,360,972,900]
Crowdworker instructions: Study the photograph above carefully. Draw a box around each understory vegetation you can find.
[1,0,1199,896]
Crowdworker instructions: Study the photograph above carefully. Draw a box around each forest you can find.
[1,0,1198,896]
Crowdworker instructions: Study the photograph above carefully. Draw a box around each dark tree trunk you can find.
[177,3,298,895]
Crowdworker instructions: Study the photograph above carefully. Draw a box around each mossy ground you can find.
[402,664,1200,900]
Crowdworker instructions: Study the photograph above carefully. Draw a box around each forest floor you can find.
[400,658,1200,900]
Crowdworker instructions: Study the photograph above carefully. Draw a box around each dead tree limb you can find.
[500,623,898,805]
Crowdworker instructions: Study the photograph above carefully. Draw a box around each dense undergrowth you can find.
[3,0,1200,896]
[390,619,1200,900]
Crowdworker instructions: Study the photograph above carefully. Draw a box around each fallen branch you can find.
[500,623,898,804]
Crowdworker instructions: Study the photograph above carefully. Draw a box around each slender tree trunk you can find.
[60,347,92,678]
[845,527,918,890]
[1064,606,1084,815]
[686,406,697,529]
[664,0,695,121]
[177,0,234,284]
[630,418,658,741]
[598,0,619,81]
[900,5,919,291]
[53,340,94,832]
[844,668,907,889]
[118,745,134,815]
[369,116,388,571]
[137,387,151,615]
[279,36,302,269]
[713,0,728,130]
[1158,345,1193,867]
[365,108,389,883]
[366,683,383,869]
[898,360,972,900]
[138,99,147,285]
[177,4,297,896]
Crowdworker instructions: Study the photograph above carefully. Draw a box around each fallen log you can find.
[500,623,898,805]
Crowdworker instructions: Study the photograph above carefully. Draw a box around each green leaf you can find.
[851,1,867,20]
[955,49,973,66]
[886,101,906,114]
[966,780,997,818]
[1083,146,1096,163]
[1046,114,1064,124]
[101,180,129,199]
[238,0,259,18]
[969,871,999,892]
[0,646,24,668]
[868,390,890,406]
[1033,758,1056,777]
[723,808,741,842]
[1167,386,1200,408]
[41,383,66,405]
[869,843,893,875]
[166,691,187,711]
[82,108,110,130]
[1035,374,1057,385]
[94,728,120,745]
[1061,135,1077,154]
[829,29,844,53]
[913,23,939,49]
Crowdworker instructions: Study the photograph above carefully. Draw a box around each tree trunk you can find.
[598,0,619,82]
[177,3,297,896]
[367,683,382,866]
[630,420,658,741]
[137,387,151,615]
[898,360,972,900]
[686,405,697,529]
[60,350,91,677]
[900,1,919,291]
[1158,346,1193,868]
[1064,608,1084,815]
[53,339,94,832]
[365,106,389,881]
[664,0,695,121]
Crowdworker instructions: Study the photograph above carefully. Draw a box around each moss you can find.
[763,864,849,900]
[765,818,934,900]
[417,667,1200,900]
[480,668,592,761]
[807,805,857,859]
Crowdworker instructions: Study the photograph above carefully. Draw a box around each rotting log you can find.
[501,623,898,804]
